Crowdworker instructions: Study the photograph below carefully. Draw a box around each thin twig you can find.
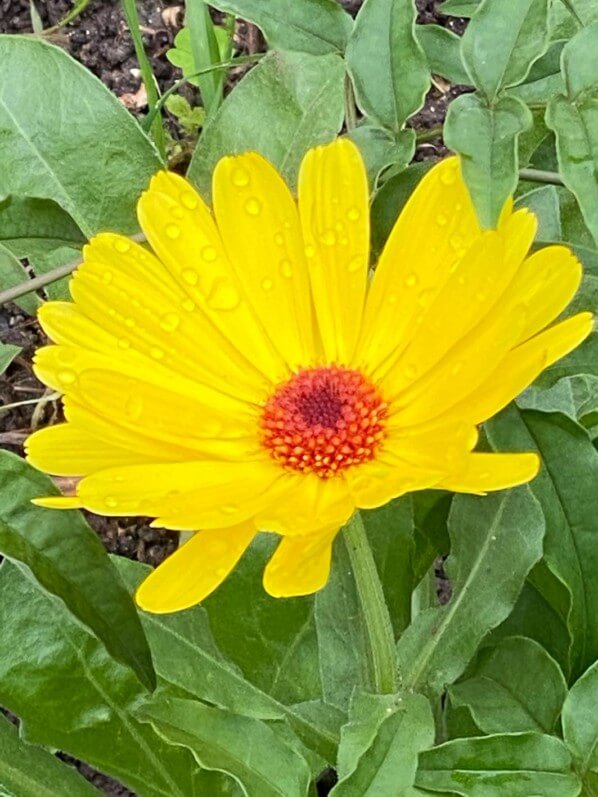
[559,0,584,27]
[41,0,91,35]
[416,125,443,144]
[519,168,565,187]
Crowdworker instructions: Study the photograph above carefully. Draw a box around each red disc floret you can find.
[261,366,388,478]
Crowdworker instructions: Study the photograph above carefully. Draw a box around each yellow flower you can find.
[26,140,592,613]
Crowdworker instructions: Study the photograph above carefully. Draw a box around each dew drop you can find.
[160,311,180,332]
[201,245,218,263]
[321,229,337,246]
[171,206,184,220]
[347,206,360,221]
[151,346,165,360]
[125,395,143,420]
[181,298,195,312]
[418,289,435,307]
[114,238,131,254]
[305,244,316,258]
[450,234,464,251]
[102,271,113,285]
[125,317,135,328]
[117,338,130,350]
[387,293,398,305]
[436,213,448,226]
[450,361,463,376]
[165,223,181,240]
[207,279,241,311]
[279,259,293,278]
[181,268,199,285]
[105,496,118,509]
[273,232,285,246]
[244,197,262,216]
[232,167,250,187]
[215,566,228,579]
[222,504,237,515]
[347,255,363,273]
[440,167,457,186]
[261,277,274,292]
[405,273,418,288]
[181,191,198,210]
[58,369,77,386]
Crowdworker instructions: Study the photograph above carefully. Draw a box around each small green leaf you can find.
[208,0,353,54]
[348,126,415,188]
[185,3,227,115]
[416,733,581,796]
[0,342,21,375]
[461,0,550,102]
[396,488,545,695]
[449,636,568,734]
[0,714,99,797]
[562,660,598,788]
[331,691,434,795]
[0,36,161,238]
[546,22,598,247]
[444,93,532,228]
[346,0,430,133]
[416,24,471,85]
[188,51,345,199]
[136,692,312,797]
[0,451,155,692]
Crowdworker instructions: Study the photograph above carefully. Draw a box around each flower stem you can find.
[344,512,398,694]
[519,167,564,186]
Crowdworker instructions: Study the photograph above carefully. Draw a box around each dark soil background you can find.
[0,1,461,793]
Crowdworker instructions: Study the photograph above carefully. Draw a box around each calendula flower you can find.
[27,140,592,612]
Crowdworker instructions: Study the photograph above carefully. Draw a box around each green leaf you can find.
[562,661,598,788]
[461,0,550,102]
[0,342,21,375]
[188,51,345,199]
[396,487,545,695]
[185,3,226,115]
[508,41,565,104]
[416,733,581,796]
[0,196,85,258]
[444,93,532,228]
[346,0,430,133]
[549,0,598,41]
[487,409,598,678]
[331,691,434,795]
[415,24,471,85]
[515,185,561,241]
[546,22,598,247]
[136,692,312,797]
[0,241,40,315]
[0,560,218,797]
[0,714,99,797]
[449,636,568,734]
[0,451,155,692]
[438,0,480,16]
[0,36,161,238]
[348,126,415,188]
[208,0,353,55]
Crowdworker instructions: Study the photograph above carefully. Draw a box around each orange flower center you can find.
[261,366,387,478]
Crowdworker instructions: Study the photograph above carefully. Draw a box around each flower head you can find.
[27,140,592,612]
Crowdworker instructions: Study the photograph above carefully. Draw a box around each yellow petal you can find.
[136,523,256,612]
[443,312,595,425]
[32,496,83,509]
[298,139,369,363]
[26,423,163,476]
[346,455,443,509]
[437,452,540,493]
[263,528,338,598]
[137,171,288,384]
[356,156,481,372]
[212,152,317,369]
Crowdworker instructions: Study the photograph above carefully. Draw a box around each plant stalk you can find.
[344,512,398,694]
[519,167,564,186]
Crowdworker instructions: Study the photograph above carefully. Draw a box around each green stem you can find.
[416,125,443,144]
[344,512,398,694]
[121,0,166,160]
[519,167,564,186]
[559,0,584,26]
[41,0,91,34]
[344,73,358,132]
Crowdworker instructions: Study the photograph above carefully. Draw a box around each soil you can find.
[0,1,466,793]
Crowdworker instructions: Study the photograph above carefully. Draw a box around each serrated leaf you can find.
[0,451,155,692]
[346,0,430,132]
[449,636,567,734]
[0,36,161,237]
[444,93,532,228]
[396,488,545,695]
[461,0,550,102]
[546,22,598,247]
[331,691,434,795]
[562,661,598,789]
[487,409,598,679]
[0,714,99,797]
[416,733,581,796]
[208,0,353,55]
[136,692,312,797]
[0,560,219,797]
[416,24,471,85]
[0,342,21,375]
[188,51,345,199]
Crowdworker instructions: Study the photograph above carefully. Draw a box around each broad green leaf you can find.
[0,36,161,238]
[209,0,353,54]
[517,109,551,168]
[0,196,85,258]
[515,185,561,241]
[562,661,598,788]
[346,0,430,132]
[0,560,218,797]
[332,691,434,795]
[461,0,550,102]
[185,3,226,115]
[396,488,545,695]
[487,409,598,678]
[509,41,565,104]
[449,636,568,734]
[415,24,471,86]
[444,93,532,228]
[136,692,312,797]
[519,373,598,430]
[549,0,598,40]
[0,342,21,375]
[188,51,345,199]
[0,241,40,315]
[0,714,99,797]
[546,22,598,246]
[348,126,415,188]
[438,0,480,16]
[416,733,581,796]
[0,451,154,691]
[115,556,340,766]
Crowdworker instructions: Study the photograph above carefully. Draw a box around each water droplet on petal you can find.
[102,271,113,285]
[347,255,363,273]
[222,504,237,515]
[450,234,464,251]
[151,346,164,360]
[273,232,285,246]
[305,244,316,258]
[244,197,262,216]
[207,280,241,311]
[440,166,457,186]
[117,338,130,350]
[418,289,435,307]
[437,213,448,226]
[171,206,184,220]
[232,167,250,187]
[387,293,398,304]
[125,317,135,328]
[181,268,198,285]
[261,277,274,291]
[451,361,463,376]
[405,273,418,288]
[160,312,180,332]
[165,223,181,240]
[125,395,143,420]
[58,369,77,385]
[181,298,195,312]
[114,238,130,254]
[201,245,218,263]
[347,206,360,221]
[105,496,118,509]
[321,229,337,246]
[181,190,198,210]
[279,259,293,278]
